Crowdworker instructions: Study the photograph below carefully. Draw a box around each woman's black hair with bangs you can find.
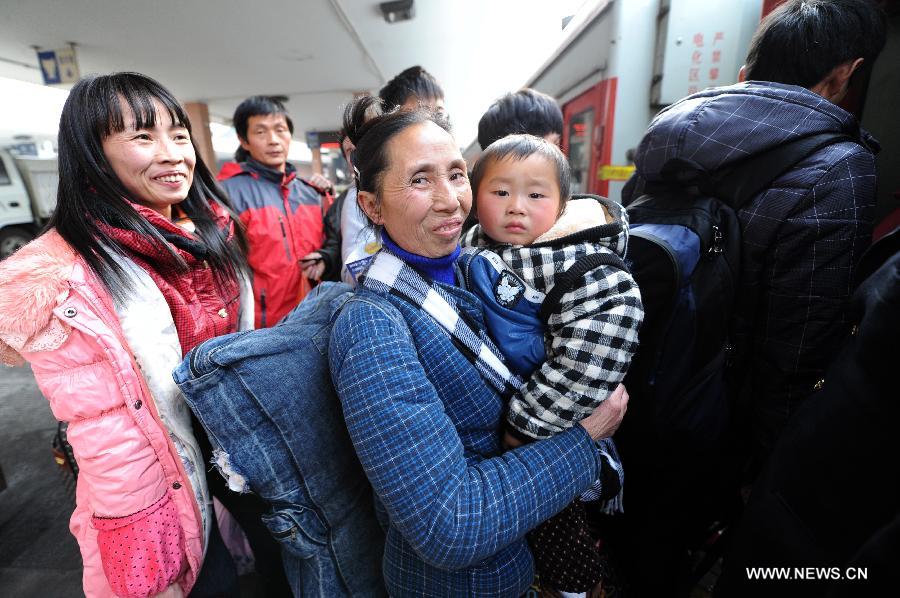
[48,72,247,301]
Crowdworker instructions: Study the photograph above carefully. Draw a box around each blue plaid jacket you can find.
[329,281,598,596]
[624,81,879,456]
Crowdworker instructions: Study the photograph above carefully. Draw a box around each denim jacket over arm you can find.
[173,282,386,597]
[329,281,598,596]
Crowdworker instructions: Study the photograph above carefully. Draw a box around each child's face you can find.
[476,154,562,245]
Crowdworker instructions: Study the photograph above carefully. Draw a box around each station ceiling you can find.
[0,0,584,147]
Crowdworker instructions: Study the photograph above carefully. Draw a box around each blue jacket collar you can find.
[242,157,297,185]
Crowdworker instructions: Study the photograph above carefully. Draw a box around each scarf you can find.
[360,247,523,398]
[100,202,240,354]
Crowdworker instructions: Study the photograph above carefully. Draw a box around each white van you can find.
[0,149,58,259]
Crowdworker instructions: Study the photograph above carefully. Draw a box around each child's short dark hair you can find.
[471,134,571,213]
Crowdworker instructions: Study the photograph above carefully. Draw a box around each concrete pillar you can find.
[184,102,216,169]
[311,146,323,175]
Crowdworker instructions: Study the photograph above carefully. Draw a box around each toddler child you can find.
[459,134,643,596]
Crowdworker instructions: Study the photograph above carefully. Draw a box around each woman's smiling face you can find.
[359,121,471,258]
[101,98,196,219]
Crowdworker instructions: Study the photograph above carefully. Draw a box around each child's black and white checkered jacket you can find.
[462,195,644,441]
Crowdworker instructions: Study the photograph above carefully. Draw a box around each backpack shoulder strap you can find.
[539,252,629,322]
[853,226,900,289]
[713,132,855,210]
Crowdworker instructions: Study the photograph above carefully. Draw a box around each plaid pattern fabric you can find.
[465,196,644,440]
[626,82,879,454]
[329,275,599,596]
[361,248,523,398]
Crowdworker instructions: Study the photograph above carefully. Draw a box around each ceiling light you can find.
[379,0,414,23]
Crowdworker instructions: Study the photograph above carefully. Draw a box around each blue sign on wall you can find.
[37,50,61,85]
[36,47,80,86]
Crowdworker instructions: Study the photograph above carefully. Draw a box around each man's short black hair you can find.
[744,0,886,88]
[232,95,294,141]
[379,66,444,111]
[477,88,563,151]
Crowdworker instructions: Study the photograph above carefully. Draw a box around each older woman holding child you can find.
[329,95,634,596]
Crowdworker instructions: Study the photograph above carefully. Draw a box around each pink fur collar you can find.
[0,230,76,364]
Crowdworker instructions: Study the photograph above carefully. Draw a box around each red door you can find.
[561,78,616,197]
[761,0,788,17]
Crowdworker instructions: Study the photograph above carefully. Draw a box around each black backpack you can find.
[620,132,851,452]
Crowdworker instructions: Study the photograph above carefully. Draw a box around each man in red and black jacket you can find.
[219,96,333,328]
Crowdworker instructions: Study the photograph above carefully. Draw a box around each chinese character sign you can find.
[685,31,725,95]
[653,0,762,106]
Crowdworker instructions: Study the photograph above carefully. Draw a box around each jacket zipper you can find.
[461,249,481,291]
[260,289,267,328]
[277,215,293,261]
[281,183,299,262]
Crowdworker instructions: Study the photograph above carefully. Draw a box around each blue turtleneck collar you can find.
[381,232,460,286]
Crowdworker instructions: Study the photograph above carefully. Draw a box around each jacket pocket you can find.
[262,505,329,559]
[92,492,185,598]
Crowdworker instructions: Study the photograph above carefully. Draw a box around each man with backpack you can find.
[626,0,885,465]
[616,1,886,594]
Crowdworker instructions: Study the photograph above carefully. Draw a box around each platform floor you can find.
[0,365,82,597]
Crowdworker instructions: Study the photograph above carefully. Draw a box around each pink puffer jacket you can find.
[0,230,250,597]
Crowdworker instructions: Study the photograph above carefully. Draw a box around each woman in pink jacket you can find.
[0,73,253,597]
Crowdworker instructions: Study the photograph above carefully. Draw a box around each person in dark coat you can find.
[624,0,887,464]
[315,134,353,281]
[715,227,900,598]
[617,2,887,595]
